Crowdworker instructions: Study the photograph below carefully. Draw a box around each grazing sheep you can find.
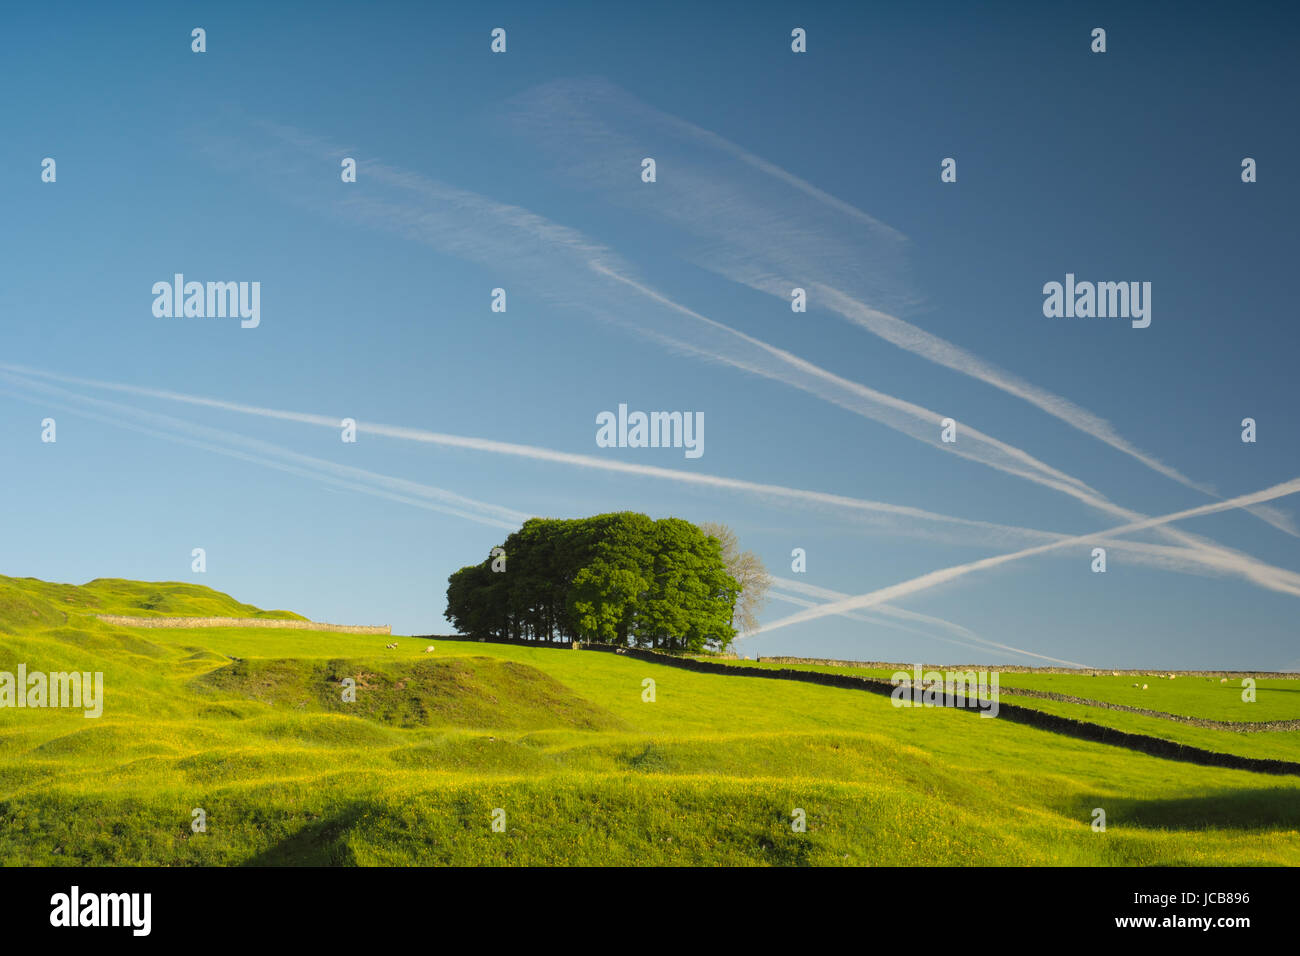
[1112,671,1119,677]
[425,646,436,653]
[1142,683,1149,690]
[1168,674,1176,680]
[1220,677,1228,683]
[1132,683,1140,688]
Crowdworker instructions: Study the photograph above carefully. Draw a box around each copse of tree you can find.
[444,512,742,652]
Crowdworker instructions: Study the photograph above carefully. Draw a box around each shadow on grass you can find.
[1071,788,1300,832]
[243,808,364,866]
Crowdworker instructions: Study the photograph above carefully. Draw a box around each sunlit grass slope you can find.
[1,575,1298,866]
[0,575,304,630]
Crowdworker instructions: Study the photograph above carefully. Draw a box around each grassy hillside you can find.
[0,575,304,635]
[1,575,1298,865]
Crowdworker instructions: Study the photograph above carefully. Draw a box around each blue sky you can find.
[2,1,1298,668]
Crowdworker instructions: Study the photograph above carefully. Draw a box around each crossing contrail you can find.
[7,362,1299,599]
[0,373,529,530]
[766,577,1090,667]
[505,76,1298,538]
[746,476,1300,637]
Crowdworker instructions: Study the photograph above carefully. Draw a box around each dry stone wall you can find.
[96,615,390,635]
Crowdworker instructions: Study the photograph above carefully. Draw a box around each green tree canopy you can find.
[444,512,743,652]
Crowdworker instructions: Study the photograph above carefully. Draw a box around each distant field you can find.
[698,657,1300,762]
[709,657,1300,718]
[3,575,1300,866]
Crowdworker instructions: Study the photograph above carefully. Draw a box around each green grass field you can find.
[702,657,1300,760]
[2,574,1298,865]
[701,657,1300,720]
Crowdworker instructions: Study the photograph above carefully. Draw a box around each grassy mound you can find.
[197,656,621,731]
[0,575,304,633]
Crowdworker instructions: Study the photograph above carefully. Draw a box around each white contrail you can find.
[0,375,528,531]
[773,575,987,645]
[766,591,996,658]
[196,115,1300,583]
[588,262,1098,499]
[198,116,1112,504]
[8,363,1281,662]
[0,368,1147,661]
[0,363,1071,538]
[578,269,1300,596]
[4,374,1255,581]
[801,283,1298,537]
[577,268,1300,597]
[0,374,1084,660]
[748,476,1300,637]
[505,76,1298,537]
[21,117,1293,597]
[1,388,521,529]
[504,84,1300,589]
[10,362,1300,597]
[767,576,1091,667]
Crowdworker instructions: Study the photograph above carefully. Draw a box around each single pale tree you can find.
[698,522,771,636]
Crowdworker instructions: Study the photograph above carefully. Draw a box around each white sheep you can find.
[425,646,436,653]
[1142,683,1149,690]
[1220,677,1228,683]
